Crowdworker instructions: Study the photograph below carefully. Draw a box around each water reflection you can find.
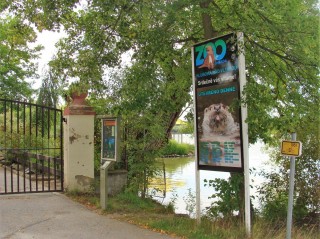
[149,142,270,215]
[150,157,229,215]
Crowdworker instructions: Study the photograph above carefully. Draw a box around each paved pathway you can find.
[0,193,177,239]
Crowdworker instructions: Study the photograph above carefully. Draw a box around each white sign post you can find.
[192,42,201,224]
[237,32,251,237]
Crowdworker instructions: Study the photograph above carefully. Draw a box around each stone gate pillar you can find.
[63,93,95,192]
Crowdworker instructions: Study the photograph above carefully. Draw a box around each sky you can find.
[36,30,63,66]
[30,30,66,89]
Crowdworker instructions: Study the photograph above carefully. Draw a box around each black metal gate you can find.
[0,99,63,194]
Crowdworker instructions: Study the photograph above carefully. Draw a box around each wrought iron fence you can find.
[0,99,63,194]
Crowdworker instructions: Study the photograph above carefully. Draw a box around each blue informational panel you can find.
[101,118,120,162]
[193,33,244,172]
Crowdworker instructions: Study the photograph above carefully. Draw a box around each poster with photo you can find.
[193,33,244,172]
[102,119,116,161]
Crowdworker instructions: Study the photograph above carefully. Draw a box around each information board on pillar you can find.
[193,33,244,172]
[102,119,117,162]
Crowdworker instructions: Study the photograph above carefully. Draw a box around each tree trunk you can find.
[199,0,248,222]
[200,0,218,39]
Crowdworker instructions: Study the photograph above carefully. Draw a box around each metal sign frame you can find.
[192,32,246,172]
[100,117,120,162]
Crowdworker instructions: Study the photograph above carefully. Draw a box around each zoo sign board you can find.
[192,33,245,172]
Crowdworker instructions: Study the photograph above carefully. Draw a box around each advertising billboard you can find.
[193,33,244,172]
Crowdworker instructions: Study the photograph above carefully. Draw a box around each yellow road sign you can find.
[281,140,302,157]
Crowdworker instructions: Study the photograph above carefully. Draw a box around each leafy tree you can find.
[6,0,319,218]
[0,15,42,99]
[36,69,61,107]
[38,1,194,192]
[195,0,319,222]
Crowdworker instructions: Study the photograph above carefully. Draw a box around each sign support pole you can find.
[195,160,201,224]
[100,161,114,210]
[192,46,201,224]
[237,32,251,237]
[286,132,297,239]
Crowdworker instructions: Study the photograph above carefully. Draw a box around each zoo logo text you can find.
[195,39,227,67]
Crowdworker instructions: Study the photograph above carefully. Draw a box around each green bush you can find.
[160,140,194,156]
[261,193,288,223]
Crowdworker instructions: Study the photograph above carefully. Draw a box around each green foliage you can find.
[0,109,61,155]
[204,173,244,219]
[108,190,161,213]
[258,136,320,224]
[258,108,319,224]
[167,188,178,212]
[37,68,64,108]
[259,169,313,223]
[178,123,194,134]
[260,192,288,223]
[6,0,318,226]
[172,120,194,134]
[183,188,196,217]
[65,80,89,97]
[0,15,41,99]
[122,111,166,195]
[5,0,319,145]
[160,140,193,156]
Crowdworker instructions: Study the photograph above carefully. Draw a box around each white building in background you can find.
[172,133,194,145]
[171,118,195,145]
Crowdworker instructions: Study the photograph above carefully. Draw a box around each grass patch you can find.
[108,191,163,212]
[65,189,100,210]
[106,190,175,216]
[65,191,319,239]
[160,140,194,156]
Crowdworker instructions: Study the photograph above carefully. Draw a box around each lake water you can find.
[149,142,270,216]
